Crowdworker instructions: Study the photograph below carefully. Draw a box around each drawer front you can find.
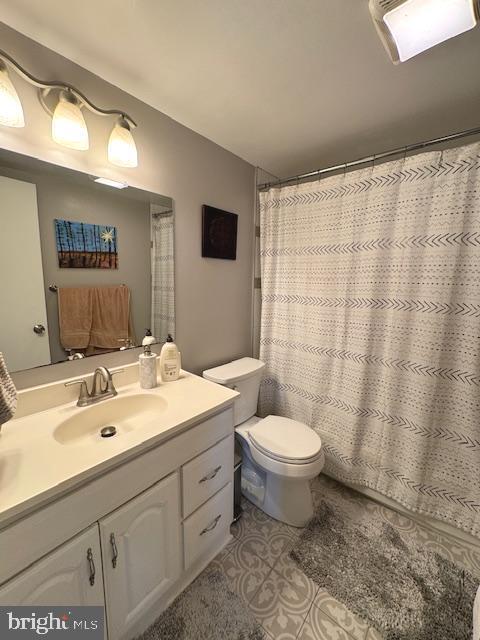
[182,435,234,517]
[183,483,233,570]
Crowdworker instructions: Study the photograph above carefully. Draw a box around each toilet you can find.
[203,357,324,527]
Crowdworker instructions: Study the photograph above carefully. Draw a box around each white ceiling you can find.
[1,0,480,177]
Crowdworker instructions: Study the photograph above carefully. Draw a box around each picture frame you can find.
[201,205,238,260]
[55,218,118,269]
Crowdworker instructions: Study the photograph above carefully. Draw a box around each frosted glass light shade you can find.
[384,0,477,62]
[108,119,138,168]
[0,65,25,127]
[52,93,89,150]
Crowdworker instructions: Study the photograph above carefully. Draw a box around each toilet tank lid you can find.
[203,357,265,384]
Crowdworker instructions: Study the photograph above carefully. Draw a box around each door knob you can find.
[33,323,46,335]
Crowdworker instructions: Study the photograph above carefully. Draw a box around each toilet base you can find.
[239,440,321,527]
[246,473,314,528]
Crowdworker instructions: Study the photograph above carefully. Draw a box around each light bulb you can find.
[108,118,138,168]
[0,63,25,127]
[51,91,89,150]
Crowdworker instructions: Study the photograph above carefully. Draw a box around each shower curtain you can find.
[258,142,480,538]
[151,209,175,342]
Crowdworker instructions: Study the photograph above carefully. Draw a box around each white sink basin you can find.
[53,394,168,445]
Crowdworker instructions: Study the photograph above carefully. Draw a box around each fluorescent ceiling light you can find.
[0,62,25,127]
[386,0,477,62]
[52,91,89,150]
[93,177,128,189]
[370,0,478,63]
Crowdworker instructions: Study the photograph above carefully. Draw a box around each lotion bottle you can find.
[139,344,157,389]
[159,335,181,382]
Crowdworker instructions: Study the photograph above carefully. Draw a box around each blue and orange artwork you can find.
[55,219,118,269]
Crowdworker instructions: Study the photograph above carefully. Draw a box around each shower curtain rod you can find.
[257,124,480,191]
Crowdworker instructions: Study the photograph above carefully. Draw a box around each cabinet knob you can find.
[33,323,46,335]
[87,548,96,586]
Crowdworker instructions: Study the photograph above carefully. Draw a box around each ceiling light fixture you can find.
[369,0,479,63]
[0,48,138,166]
[0,60,25,127]
[93,177,129,189]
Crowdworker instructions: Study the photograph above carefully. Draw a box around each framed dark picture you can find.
[202,205,238,260]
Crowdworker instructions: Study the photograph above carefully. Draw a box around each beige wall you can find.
[35,174,152,363]
[0,22,255,386]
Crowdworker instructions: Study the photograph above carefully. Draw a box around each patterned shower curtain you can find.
[151,209,175,342]
[258,142,480,538]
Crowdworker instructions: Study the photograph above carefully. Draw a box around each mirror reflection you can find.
[0,149,174,373]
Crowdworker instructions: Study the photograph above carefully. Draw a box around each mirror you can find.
[0,148,174,373]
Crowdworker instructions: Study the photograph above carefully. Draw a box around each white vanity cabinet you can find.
[0,525,104,607]
[99,473,181,640]
[0,404,235,640]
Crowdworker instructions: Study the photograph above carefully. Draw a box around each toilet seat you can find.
[245,415,322,465]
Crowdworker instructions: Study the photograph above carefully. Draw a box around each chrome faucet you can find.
[65,366,124,407]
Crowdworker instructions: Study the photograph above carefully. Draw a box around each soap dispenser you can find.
[142,329,156,346]
[159,335,181,382]
[139,344,157,389]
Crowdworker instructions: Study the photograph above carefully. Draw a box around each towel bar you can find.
[49,283,127,292]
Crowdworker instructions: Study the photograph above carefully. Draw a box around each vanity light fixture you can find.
[0,60,25,127]
[93,177,128,189]
[51,90,89,151]
[369,0,479,63]
[0,49,138,167]
[108,117,138,168]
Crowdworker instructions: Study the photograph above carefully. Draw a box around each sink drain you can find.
[101,426,117,438]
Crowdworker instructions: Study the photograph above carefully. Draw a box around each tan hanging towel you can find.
[0,352,17,427]
[58,287,93,349]
[89,285,133,350]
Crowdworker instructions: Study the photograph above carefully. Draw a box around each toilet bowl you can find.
[203,358,324,527]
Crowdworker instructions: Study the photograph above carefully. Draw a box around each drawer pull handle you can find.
[199,466,222,484]
[87,548,96,586]
[200,514,222,536]
[110,533,118,569]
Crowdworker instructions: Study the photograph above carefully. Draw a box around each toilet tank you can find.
[203,358,266,426]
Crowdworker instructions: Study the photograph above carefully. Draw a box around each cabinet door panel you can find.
[100,472,181,640]
[0,525,104,607]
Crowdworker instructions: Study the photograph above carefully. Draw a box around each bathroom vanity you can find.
[0,364,238,639]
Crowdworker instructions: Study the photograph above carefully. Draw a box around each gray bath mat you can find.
[290,497,478,640]
[137,568,265,640]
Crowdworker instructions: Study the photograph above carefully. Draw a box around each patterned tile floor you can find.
[208,474,480,640]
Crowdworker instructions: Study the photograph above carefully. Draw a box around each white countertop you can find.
[0,370,238,529]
